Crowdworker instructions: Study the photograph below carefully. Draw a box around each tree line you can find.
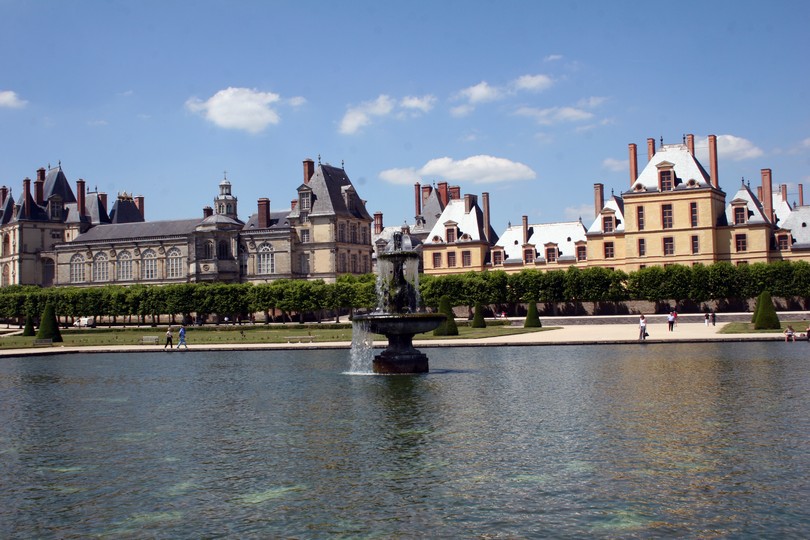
[1,260,809,325]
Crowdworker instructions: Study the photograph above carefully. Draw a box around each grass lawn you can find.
[0,322,551,349]
[720,320,810,334]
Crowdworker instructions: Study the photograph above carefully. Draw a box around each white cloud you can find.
[0,90,27,108]
[339,95,397,134]
[458,81,502,104]
[513,74,554,92]
[564,203,594,221]
[577,96,607,108]
[515,105,593,125]
[602,157,627,172]
[185,87,282,134]
[450,104,474,118]
[287,96,307,107]
[696,134,763,162]
[544,54,563,62]
[400,95,436,114]
[380,155,536,186]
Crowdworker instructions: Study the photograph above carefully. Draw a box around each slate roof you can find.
[423,198,498,244]
[496,221,587,262]
[587,195,625,234]
[0,194,14,225]
[85,192,111,225]
[781,207,810,248]
[71,218,202,243]
[725,184,770,226]
[109,198,145,224]
[242,210,291,231]
[289,164,372,221]
[630,143,712,192]
[43,166,76,204]
[411,187,445,235]
[15,189,48,222]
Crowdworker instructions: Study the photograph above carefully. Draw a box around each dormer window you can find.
[778,234,790,250]
[602,216,614,233]
[446,227,456,243]
[300,192,311,211]
[659,170,674,191]
[524,249,535,264]
[545,246,558,263]
[734,206,747,225]
[493,250,503,266]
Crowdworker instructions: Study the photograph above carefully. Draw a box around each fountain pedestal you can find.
[357,313,446,374]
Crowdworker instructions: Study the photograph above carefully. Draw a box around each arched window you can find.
[141,249,158,280]
[92,252,109,282]
[42,259,55,287]
[70,254,86,283]
[1,264,9,286]
[257,243,275,274]
[217,240,230,259]
[166,247,184,279]
[2,234,9,257]
[204,241,213,259]
[116,251,132,281]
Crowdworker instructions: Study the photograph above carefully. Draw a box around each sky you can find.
[1,0,809,234]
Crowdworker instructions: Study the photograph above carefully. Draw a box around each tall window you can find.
[602,216,614,233]
[338,253,347,272]
[92,252,109,282]
[637,206,645,230]
[350,254,358,273]
[546,247,557,262]
[2,234,9,257]
[141,249,158,280]
[257,243,275,274]
[604,242,614,259]
[204,241,213,259]
[493,251,503,265]
[217,240,230,259]
[690,202,698,227]
[350,224,357,243]
[663,237,675,256]
[691,235,699,255]
[734,207,747,225]
[778,234,790,250]
[300,192,311,211]
[735,234,747,252]
[1,264,8,287]
[299,253,310,274]
[462,250,472,267]
[660,170,673,191]
[239,252,248,276]
[662,204,673,229]
[166,247,184,278]
[638,239,646,256]
[300,229,310,243]
[70,253,86,283]
[524,249,534,264]
[432,252,442,268]
[448,252,457,267]
[446,227,456,243]
[577,246,587,261]
[116,251,132,281]
[338,223,346,242]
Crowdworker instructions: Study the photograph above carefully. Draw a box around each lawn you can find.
[720,320,810,334]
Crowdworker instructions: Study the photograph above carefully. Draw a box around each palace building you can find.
[0,158,373,288]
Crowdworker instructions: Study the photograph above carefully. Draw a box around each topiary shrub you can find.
[433,296,459,336]
[36,304,63,342]
[471,302,487,328]
[524,300,542,328]
[753,291,780,330]
[22,314,36,337]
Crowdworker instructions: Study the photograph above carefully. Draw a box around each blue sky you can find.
[1,0,809,233]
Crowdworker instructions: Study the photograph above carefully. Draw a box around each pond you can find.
[1,343,808,537]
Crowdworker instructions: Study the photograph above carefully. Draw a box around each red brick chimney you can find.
[0,186,7,206]
[628,143,638,185]
[594,183,604,219]
[374,211,383,234]
[134,194,144,219]
[98,192,107,213]
[437,181,449,206]
[757,186,763,202]
[450,186,461,200]
[303,158,315,185]
[761,169,773,223]
[76,179,87,217]
[708,134,719,189]
[647,138,656,161]
[203,206,213,218]
[464,193,477,214]
[522,215,529,245]
[34,176,44,205]
[257,198,270,228]
[421,185,432,209]
[22,177,32,218]
[800,184,805,206]
[686,133,695,156]
[482,192,491,244]
[414,182,422,216]
[780,184,788,202]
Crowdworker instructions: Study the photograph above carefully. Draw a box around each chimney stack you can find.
[522,215,529,245]
[799,184,805,206]
[34,176,44,205]
[258,198,270,228]
[291,199,298,211]
[757,186,763,202]
[482,192,491,244]
[594,183,604,219]
[780,184,788,202]
[647,138,656,161]
[437,182,449,207]
[0,186,7,206]
[374,211,383,235]
[761,169,773,223]
[134,194,144,219]
[76,179,87,217]
[22,177,32,218]
[449,186,461,200]
[686,133,695,156]
[414,182,422,216]
[628,143,638,185]
[421,185,432,209]
[708,134,719,189]
[303,158,314,185]
[98,192,107,213]
[203,206,213,218]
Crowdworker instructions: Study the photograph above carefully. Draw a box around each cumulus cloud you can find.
[458,81,502,104]
[515,105,593,125]
[185,87,283,134]
[513,74,554,92]
[452,75,554,116]
[0,90,27,108]
[602,157,627,172]
[340,94,435,133]
[400,95,436,113]
[696,134,764,162]
[379,155,536,186]
[544,54,563,62]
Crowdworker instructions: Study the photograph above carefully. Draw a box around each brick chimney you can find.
[757,186,763,202]
[522,215,529,245]
[628,143,638,185]
[421,185,432,209]
[686,133,695,156]
[449,186,461,200]
[134,195,144,219]
[203,206,213,218]
[303,158,315,185]
[800,184,805,206]
[414,182,422,216]
[0,186,7,206]
[98,192,107,214]
[647,137,656,161]
[22,177,31,218]
[257,198,270,228]
[34,176,44,205]
[374,211,383,234]
[761,169,773,223]
[76,179,86,217]
[708,134,719,189]
[291,199,298,211]
[594,183,604,219]
[437,181,449,206]
[780,184,788,202]
[482,192,491,244]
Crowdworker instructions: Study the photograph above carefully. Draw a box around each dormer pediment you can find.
[656,161,675,169]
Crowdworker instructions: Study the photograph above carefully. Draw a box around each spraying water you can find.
[348,320,375,373]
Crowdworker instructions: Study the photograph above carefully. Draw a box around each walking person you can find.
[705,312,710,326]
[711,311,716,326]
[164,327,173,349]
[639,314,648,340]
[667,311,675,332]
[177,325,188,349]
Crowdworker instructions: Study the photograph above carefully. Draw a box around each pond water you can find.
[1,343,809,538]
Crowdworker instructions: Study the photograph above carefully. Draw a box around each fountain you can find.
[352,231,446,374]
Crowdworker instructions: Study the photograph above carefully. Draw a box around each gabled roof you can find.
[43,166,76,204]
[242,210,291,231]
[196,213,243,231]
[85,192,111,225]
[725,184,770,225]
[631,144,712,192]
[587,195,625,234]
[71,218,202,243]
[423,198,498,244]
[772,192,792,228]
[781,207,810,248]
[289,164,372,221]
[496,221,587,262]
[109,198,145,224]
[0,194,14,225]
[411,187,445,234]
[15,189,48,222]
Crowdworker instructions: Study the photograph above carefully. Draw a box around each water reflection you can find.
[0,343,808,537]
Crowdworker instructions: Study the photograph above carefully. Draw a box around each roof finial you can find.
[58,160,62,169]
[659,136,663,146]
[318,154,321,164]
[223,170,227,180]
[341,159,345,169]
[682,134,686,144]
[741,176,745,185]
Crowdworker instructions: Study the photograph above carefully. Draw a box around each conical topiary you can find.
[753,291,780,330]
[36,304,63,342]
[22,314,36,337]
[524,300,542,328]
[433,296,459,336]
[471,302,487,328]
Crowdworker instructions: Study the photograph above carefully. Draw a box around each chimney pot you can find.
[22,177,32,219]
[761,169,773,223]
[686,133,695,156]
[522,215,529,245]
[647,138,656,161]
[594,183,604,219]
[708,134,719,189]
[799,184,805,206]
[76,179,86,217]
[628,143,638,185]
[414,182,422,216]
[780,184,788,202]
[303,158,315,185]
[437,181,449,207]
[258,198,270,228]
[482,192,491,244]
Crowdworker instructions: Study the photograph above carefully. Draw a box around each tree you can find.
[22,314,36,336]
[753,291,780,330]
[433,296,458,336]
[471,301,486,328]
[524,300,541,328]
[36,303,63,342]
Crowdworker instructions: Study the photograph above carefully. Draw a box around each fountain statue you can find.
[352,231,445,374]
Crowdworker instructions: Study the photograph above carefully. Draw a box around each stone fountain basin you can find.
[353,313,446,336]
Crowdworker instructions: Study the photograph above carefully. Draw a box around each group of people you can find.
[783,325,810,342]
[164,325,189,349]
[638,310,718,340]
